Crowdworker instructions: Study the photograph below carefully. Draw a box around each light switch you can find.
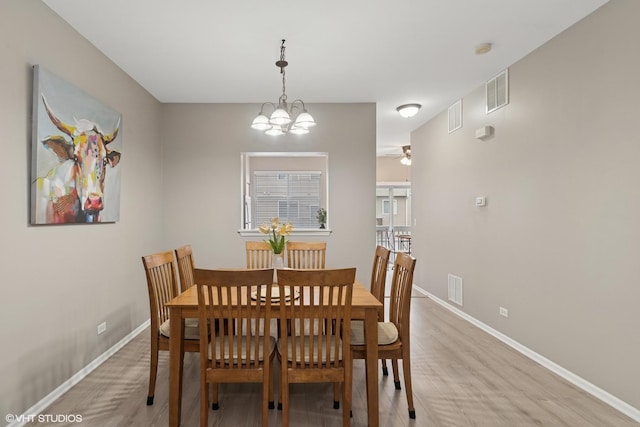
[475,197,486,207]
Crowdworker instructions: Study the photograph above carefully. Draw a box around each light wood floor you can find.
[29,293,638,426]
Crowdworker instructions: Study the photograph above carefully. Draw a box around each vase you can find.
[272,252,285,283]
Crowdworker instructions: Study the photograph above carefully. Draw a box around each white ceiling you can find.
[42,0,607,156]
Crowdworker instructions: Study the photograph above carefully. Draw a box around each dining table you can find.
[166,277,382,426]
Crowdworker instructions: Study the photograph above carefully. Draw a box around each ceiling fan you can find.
[393,145,411,166]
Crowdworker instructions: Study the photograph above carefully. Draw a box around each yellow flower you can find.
[258,217,294,254]
[271,217,280,229]
[279,223,293,236]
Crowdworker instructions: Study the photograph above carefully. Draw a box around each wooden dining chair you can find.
[175,244,196,292]
[246,240,280,336]
[351,245,391,374]
[194,268,276,427]
[141,251,201,406]
[246,241,274,269]
[276,268,356,427]
[285,241,326,269]
[351,252,417,419]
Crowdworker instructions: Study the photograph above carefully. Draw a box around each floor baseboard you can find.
[413,285,640,423]
[8,320,150,427]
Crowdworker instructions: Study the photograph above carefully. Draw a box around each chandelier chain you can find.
[279,39,287,103]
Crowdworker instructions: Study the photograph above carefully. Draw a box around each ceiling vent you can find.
[486,69,509,114]
[448,99,462,133]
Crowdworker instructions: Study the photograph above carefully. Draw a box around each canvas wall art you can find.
[31,65,123,224]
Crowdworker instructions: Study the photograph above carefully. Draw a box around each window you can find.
[253,171,321,228]
[241,152,329,232]
[382,199,398,215]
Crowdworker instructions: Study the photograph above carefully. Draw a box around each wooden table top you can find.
[166,280,381,311]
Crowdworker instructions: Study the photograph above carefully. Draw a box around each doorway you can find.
[376,183,412,259]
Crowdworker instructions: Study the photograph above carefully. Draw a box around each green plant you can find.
[316,208,327,225]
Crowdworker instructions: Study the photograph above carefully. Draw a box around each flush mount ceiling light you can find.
[396,103,421,118]
[251,39,316,136]
[400,145,411,166]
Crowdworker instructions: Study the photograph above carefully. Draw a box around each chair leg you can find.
[281,366,289,427]
[402,349,416,419]
[147,337,159,405]
[276,352,283,410]
[392,359,401,390]
[262,366,270,426]
[268,354,275,409]
[200,376,209,427]
[211,383,219,410]
[381,359,388,376]
[343,359,352,427]
[333,382,340,409]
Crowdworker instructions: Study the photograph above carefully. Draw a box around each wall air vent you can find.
[486,69,509,114]
[448,99,462,133]
[447,274,463,306]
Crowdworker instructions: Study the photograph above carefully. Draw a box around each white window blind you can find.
[253,171,321,228]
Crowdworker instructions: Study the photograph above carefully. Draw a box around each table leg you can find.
[364,307,379,427]
[169,308,185,427]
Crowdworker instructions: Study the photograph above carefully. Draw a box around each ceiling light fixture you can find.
[251,39,316,136]
[400,145,411,166]
[396,103,421,118]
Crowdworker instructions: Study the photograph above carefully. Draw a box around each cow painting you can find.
[34,95,121,224]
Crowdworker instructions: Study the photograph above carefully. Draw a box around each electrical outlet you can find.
[97,322,107,335]
[499,307,509,318]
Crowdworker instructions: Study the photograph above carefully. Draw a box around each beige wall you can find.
[0,0,164,418]
[376,156,411,182]
[159,103,376,280]
[411,0,639,410]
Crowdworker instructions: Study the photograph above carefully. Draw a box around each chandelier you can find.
[251,40,316,136]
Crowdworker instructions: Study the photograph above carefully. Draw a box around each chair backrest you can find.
[370,246,391,320]
[277,268,355,366]
[245,241,274,269]
[194,268,274,368]
[175,244,196,292]
[389,252,416,341]
[142,251,180,335]
[286,241,326,269]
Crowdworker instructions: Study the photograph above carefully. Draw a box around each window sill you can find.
[238,228,332,237]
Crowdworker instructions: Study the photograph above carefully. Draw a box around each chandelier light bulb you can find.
[269,108,291,126]
[251,113,272,130]
[289,124,309,135]
[265,126,285,136]
[294,111,316,129]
